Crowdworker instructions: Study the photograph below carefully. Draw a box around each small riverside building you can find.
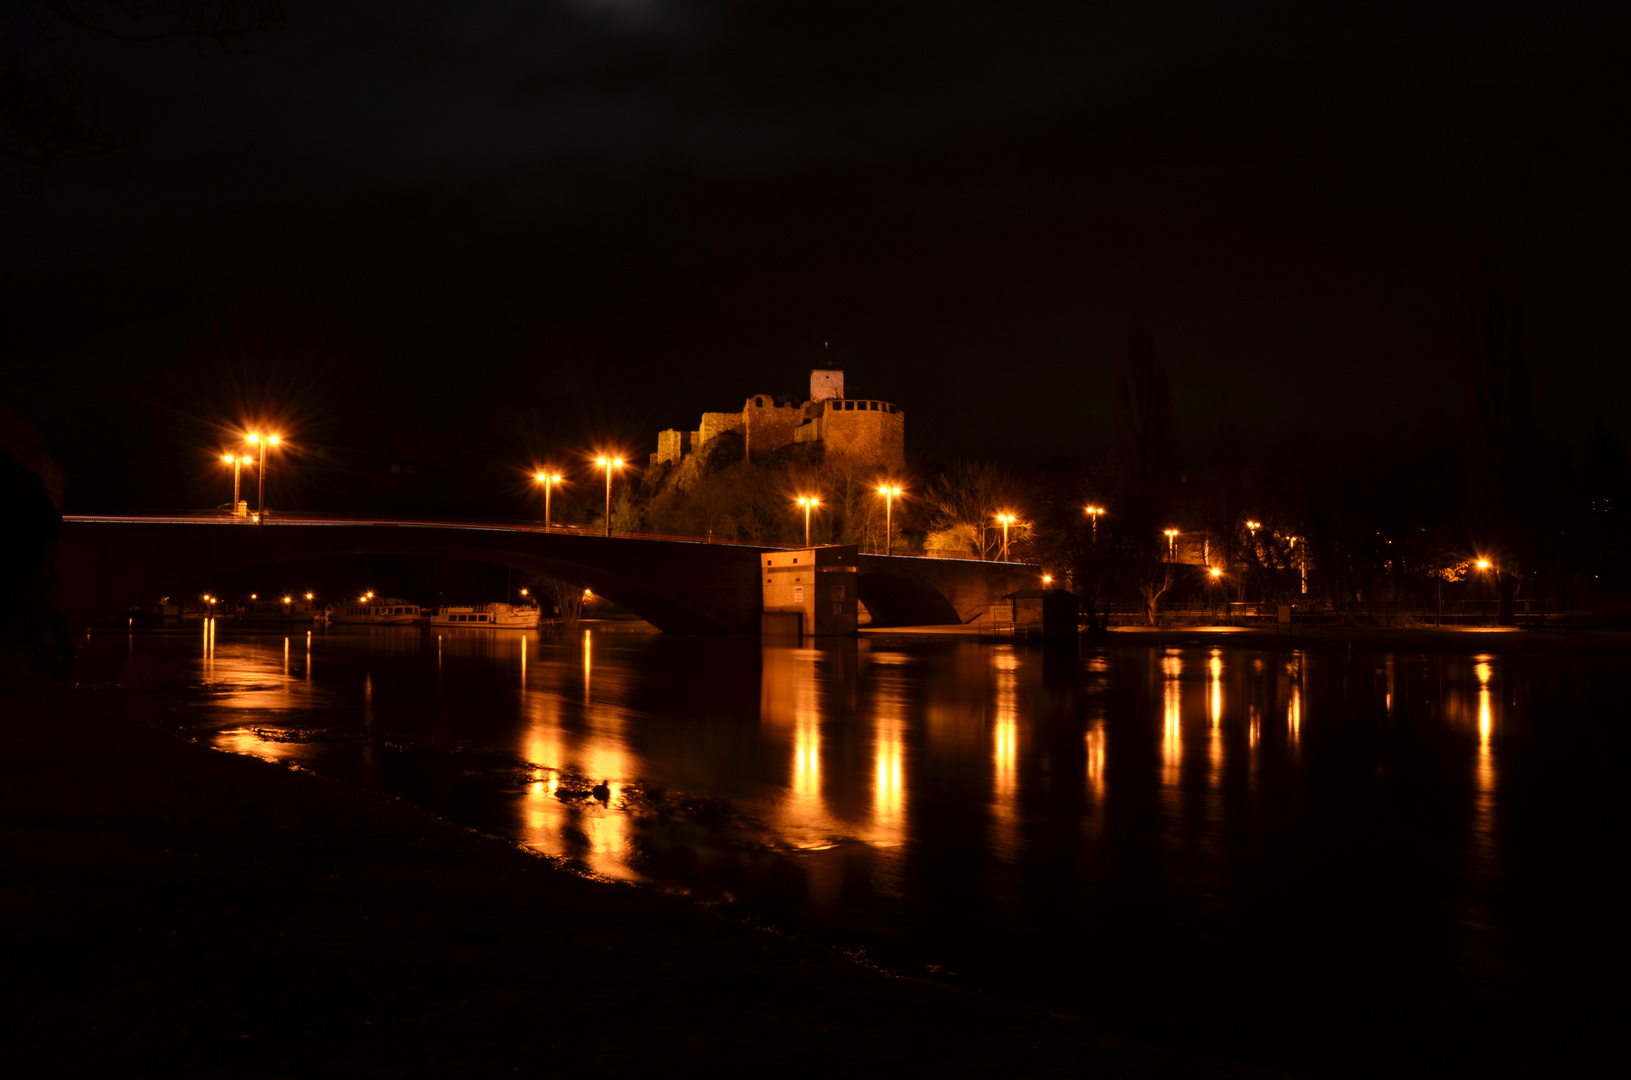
[762,545,859,637]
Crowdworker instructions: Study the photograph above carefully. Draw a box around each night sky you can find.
[3,1,1627,512]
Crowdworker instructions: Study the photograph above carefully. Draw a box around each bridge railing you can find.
[61,512,1048,563]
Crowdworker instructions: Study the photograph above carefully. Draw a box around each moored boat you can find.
[331,598,422,625]
[428,602,540,629]
[237,598,324,625]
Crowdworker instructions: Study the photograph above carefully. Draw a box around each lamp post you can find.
[246,432,281,521]
[223,454,252,516]
[997,513,1016,562]
[1243,520,1260,603]
[535,472,562,529]
[1164,528,1178,562]
[877,485,901,555]
[797,496,819,547]
[596,456,623,537]
[1209,565,1223,618]
[1085,505,1105,544]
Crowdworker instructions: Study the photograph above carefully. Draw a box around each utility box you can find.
[762,545,858,636]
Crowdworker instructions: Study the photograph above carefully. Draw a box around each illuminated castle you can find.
[651,367,905,474]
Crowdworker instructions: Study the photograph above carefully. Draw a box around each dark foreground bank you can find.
[1,673,1268,1079]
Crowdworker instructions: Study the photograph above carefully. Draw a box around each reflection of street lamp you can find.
[1085,505,1106,544]
[246,432,281,522]
[222,454,252,516]
[596,456,623,536]
[796,495,820,547]
[1164,528,1179,562]
[535,472,562,529]
[997,513,1016,562]
[877,485,902,555]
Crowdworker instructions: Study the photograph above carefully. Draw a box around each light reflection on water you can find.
[77,625,1615,1073]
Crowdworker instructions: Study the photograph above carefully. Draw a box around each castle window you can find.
[868,400,877,411]
[756,396,764,408]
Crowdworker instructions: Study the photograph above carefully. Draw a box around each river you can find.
[76,622,1624,1075]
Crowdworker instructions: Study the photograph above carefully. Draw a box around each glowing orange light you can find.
[1209,567,1223,578]
[268,435,280,446]
[1476,559,1491,570]
[246,433,260,445]
[1042,574,1052,585]
[223,454,235,464]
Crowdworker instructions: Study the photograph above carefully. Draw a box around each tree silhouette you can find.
[1112,320,1179,624]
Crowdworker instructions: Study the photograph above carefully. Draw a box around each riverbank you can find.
[862,623,1631,652]
[1,671,1268,1078]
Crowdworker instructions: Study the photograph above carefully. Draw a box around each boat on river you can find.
[330,598,422,625]
[428,602,541,629]
[238,598,324,626]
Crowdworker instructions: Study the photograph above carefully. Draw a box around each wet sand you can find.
[1,672,1270,1078]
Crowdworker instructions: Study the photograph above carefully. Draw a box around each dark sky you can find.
[3,1,1627,511]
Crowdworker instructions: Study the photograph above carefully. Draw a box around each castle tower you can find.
[810,368,844,403]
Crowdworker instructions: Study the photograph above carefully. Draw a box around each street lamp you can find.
[535,472,562,529]
[796,495,820,547]
[246,432,281,522]
[1164,528,1178,562]
[877,485,902,555]
[997,513,1016,562]
[222,454,253,516]
[596,456,623,537]
[1085,505,1106,544]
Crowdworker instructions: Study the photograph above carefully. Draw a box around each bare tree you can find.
[922,459,1016,560]
[1463,254,1536,624]
[1113,321,1179,624]
[4,1,285,173]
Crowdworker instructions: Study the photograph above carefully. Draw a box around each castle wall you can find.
[656,386,904,475]
[698,412,744,447]
[743,395,803,461]
[814,400,906,474]
[655,429,692,466]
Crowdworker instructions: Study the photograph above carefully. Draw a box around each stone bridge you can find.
[55,516,1043,634]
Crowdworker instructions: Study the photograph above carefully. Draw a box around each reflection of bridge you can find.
[56,515,1042,634]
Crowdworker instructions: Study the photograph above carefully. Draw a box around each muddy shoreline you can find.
[2,671,1267,1077]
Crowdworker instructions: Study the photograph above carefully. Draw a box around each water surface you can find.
[79,623,1626,1074]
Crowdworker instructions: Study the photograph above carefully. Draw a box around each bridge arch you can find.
[856,570,961,627]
